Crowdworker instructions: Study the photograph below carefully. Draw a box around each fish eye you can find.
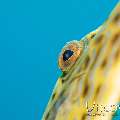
[58,40,83,72]
[63,50,74,61]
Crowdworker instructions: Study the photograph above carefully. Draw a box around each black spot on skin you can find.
[61,72,67,83]
[61,78,69,84]
[84,56,90,69]
[59,88,66,98]
[112,33,120,44]
[91,33,96,39]
[90,47,101,70]
[81,113,87,120]
[45,89,67,120]
[111,33,120,60]
[89,35,103,69]
[61,79,65,84]
[115,49,120,60]
[101,59,107,68]
[94,34,104,44]
[113,13,120,23]
[83,84,89,97]
[95,86,101,96]
[45,112,50,120]
[45,108,57,120]
[51,93,56,100]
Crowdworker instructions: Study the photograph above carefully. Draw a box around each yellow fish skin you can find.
[42,2,120,120]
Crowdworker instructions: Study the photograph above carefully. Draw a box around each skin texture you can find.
[42,2,120,120]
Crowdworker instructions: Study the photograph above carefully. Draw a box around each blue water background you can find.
[0,0,118,120]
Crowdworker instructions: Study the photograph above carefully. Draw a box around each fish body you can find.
[42,2,120,120]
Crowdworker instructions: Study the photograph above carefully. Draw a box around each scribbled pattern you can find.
[42,2,120,120]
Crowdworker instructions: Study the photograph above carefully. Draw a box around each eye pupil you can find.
[63,50,74,61]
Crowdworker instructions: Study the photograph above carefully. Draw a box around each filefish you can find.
[42,2,120,120]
